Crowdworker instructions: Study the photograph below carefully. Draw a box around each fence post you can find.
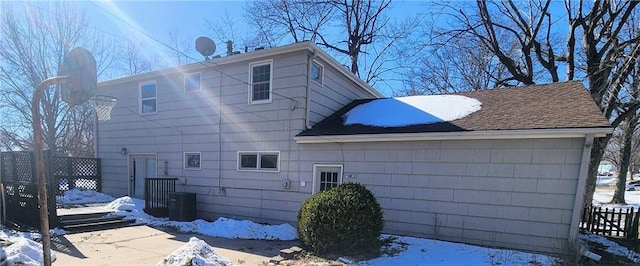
[44,150,58,228]
[629,208,640,240]
[96,159,102,192]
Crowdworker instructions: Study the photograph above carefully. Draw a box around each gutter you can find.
[295,127,613,144]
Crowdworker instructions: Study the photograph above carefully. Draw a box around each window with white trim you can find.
[184,72,201,93]
[238,151,279,171]
[313,165,343,193]
[249,61,272,103]
[310,61,323,85]
[184,152,201,170]
[139,81,157,114]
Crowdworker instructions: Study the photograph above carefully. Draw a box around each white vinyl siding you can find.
[297,138,584,254]
[184,72,202,93]
[307,59,378,127]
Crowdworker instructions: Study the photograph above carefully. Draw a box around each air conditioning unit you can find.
[168,192,196,222]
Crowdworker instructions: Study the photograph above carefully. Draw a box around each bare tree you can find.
[166,29,194,66]
[401,32,511,95]
[118,40,153,76]
[427,0,640,206]
[244,0,334,47]
[608,113,639,203]
[0,2,114,155]
[243,0,419,89]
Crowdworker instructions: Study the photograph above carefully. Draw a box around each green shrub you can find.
[297,182,384,256]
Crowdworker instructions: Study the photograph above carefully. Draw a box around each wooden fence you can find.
[581,205,640,239]
[49,154,101,199]
[0,151,102,231]
[144,178,177,217]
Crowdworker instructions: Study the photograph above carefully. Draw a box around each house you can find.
[96,41,612,255]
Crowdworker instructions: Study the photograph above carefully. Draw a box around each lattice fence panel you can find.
[1,152,13,180]
[14,152,34,182]
[51,156,101,196]
[72,158,99,176]
[49,156,68,176]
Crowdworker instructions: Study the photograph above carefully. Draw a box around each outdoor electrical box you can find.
[168,192,196,222]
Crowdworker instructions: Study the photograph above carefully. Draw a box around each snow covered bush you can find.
[297,183,384,256]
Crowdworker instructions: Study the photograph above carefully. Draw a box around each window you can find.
[238,151,279,171]
[139,81,157,114]
[249,61,272,103]
[313,165,343,193]
[184,73,201,92]
[310,61,323,85]
[184,152,201,170]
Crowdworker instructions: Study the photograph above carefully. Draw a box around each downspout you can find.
[93,115,98,158]
[569,134,594,243]
[305,48,318,129]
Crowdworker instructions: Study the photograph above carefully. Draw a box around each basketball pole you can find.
[32,76,70,266]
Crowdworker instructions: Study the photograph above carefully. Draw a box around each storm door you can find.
[129,154,157,198]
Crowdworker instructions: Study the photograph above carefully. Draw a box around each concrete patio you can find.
[52,224,298,265]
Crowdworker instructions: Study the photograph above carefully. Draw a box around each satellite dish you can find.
[58,47,97,106]
[195,37,216,59]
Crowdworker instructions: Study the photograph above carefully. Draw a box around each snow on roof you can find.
[157,237,233,266]
[343,95,482,127]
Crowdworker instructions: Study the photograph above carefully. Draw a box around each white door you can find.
[130,155,156,198]
[313,165,343,193]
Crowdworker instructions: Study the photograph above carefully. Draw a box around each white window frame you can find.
[237,151,280,172]
[312,164,343,193]
[184,152,201,170]
[248,60,273,104]
[139,80,157,115]
[184,72,202,93]
[310,60,324,86]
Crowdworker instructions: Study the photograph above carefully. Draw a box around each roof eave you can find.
[294,127,613,144]
[98,42,383,98]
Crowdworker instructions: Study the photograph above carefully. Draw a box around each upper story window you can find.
[238,151,279,172]
[139,81,157,114]
[184,72,201,93]
[249,60,272,104]
[310,61,323,85]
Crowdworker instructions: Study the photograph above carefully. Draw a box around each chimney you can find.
[226,40,233,56]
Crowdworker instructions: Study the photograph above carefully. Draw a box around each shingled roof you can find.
[297,81,611,138]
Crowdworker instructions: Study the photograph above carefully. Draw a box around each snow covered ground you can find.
[158,237,233,266]
[104,196,298,240]
[57,188,115,205]
[593,177,640,209]
[21,188,640,265]
[0,230,56,265]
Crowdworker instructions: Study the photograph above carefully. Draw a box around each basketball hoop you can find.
[89,95,117,121]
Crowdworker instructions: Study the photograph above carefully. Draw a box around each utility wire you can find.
[88,0,301,112]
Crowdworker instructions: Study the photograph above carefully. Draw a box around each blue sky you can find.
[79,1,425,55]
[17,1,570,95]
[79,1,246,52]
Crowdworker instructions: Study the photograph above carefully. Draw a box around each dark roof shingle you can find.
[298,81,611,137]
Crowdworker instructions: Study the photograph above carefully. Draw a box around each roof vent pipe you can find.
[226,40,233,56]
